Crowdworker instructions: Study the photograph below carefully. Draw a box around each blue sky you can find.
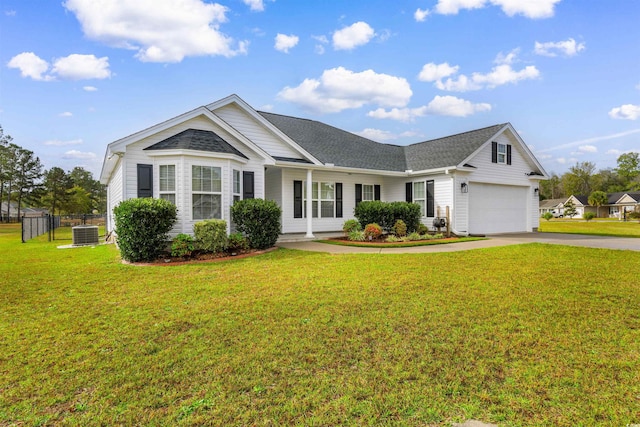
[2,0,640,177]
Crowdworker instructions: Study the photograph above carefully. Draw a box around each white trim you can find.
[146,149,249,164]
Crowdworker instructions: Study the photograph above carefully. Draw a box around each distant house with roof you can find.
[100,94,549,237]
[539,192,640,218]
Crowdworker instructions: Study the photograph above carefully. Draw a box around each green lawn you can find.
[1,224,639,426]
[539,218,640,237]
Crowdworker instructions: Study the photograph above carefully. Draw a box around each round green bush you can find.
[171,233,194,258]
[113,198,177,262]
[231,198,282,249]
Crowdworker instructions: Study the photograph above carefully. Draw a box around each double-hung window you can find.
[159,165,176,204]
[362,184,374,201]
[232,169,241,204]
[497,143,507,164]
[413,181,426,217]
[303,181,335,218]
[412,180,435,217]
[192,165,222,220]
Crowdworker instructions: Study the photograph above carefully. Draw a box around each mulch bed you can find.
[122,247,278,266]
[325,236,460,247]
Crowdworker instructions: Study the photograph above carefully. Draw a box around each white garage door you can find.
[469,183,527,234]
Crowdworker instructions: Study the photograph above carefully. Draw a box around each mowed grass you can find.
[1,224,639,426]
[539,218,640,237]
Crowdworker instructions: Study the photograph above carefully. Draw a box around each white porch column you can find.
[305,169,314,238]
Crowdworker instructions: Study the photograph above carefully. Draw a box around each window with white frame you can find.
[159,164,176,204]
[413,181,426,217]
[362,184,374,201]
[497,143,507,164]
[192,165,222,220]
[303,181,335,218]
[232,169,241,204]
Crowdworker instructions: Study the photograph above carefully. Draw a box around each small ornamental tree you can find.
[231,198,282,249]
[542,212,554,221]
[583,212,596,222]
[113,198,177,262]
[563,199,577,218]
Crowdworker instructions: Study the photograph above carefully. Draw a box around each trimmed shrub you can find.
[393,219,407,237]
[228,232,249,254]
[406,232,422,241]
[363,223,383,240]
[583,212,596,222]
[231,198,282,249]
[542,212,553,221]
[354,201,420,233]
[113,198,177,262]
[348,230,366,241]
[171,233,194,258]
[417,223,429,235]
[194,219,228,253]
[342,219,361,234]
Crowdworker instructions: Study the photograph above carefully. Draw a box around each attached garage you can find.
[469,183,528,234]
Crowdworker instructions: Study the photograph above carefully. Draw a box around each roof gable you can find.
[144,128,248,159]
[405,124,505,171]
[259,112,407,171]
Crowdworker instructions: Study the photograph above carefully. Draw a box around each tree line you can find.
[540,152,640,200]
[0,125,106,222]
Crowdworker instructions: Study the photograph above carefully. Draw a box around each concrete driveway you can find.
[277,232,640,254]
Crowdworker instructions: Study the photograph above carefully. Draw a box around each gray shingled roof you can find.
[404,124,506,171]
[144,129,248,159]
[259,112,407,171]
[260,111,508,172]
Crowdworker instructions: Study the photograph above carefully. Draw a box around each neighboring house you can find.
[539,198,566,217]
[1,202,46,220]
[99,94,548,237]
[542,192,640,219]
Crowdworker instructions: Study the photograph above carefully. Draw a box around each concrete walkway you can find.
[277,232,640,254]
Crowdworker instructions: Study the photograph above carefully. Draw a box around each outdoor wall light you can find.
[534,187,539,196]
[461,182,468,193]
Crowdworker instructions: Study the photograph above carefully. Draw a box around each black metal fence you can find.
[21,214,106,243]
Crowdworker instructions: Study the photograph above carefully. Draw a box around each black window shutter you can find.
[427,180,435,217]
[491,141,498,164]
[137,164,153,198]
[405,182,413,202]
[374,185,381,201]
[507,144,512,165]
[243,171,254,199]
[335,183,343,218]
[355,184,362,206]
[293,180,303,219]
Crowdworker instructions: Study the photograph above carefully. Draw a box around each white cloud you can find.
[52,54,111,80]
[578,145,597,153]
[607,149,622,156]
[436,64,540,92]
[7,52,52,81]
[494,48,520,65]
[278,67,412,114]
[414,8,430,21]
[425,95,491,116]
[83,86,98,92]
[63,0,248,62]
[313,35,328,55]
[63,150,97,160]
[418,62,459,82]
[315,44,325,55]
[8,52,111,81]
[368,95,491,121]
[534,38,585,57]
[274,33,299,53]
[433,0,561,19]
[5,10,16,16]
[59,112,73,117]
[332,21,375,50]
[609,104,640,120]
[44,139,83,146]
[243,0,266,11]
[355,128,399,141]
